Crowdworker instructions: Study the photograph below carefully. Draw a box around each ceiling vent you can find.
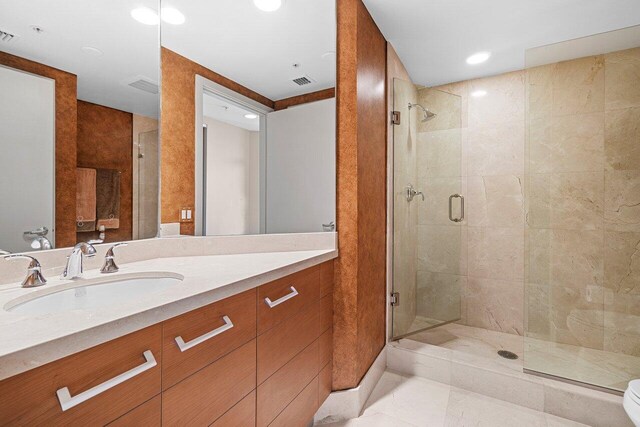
[0,28,18,43]
[127,76,159,94]
[292,75,314,86]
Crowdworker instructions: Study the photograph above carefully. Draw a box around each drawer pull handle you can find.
[264,286,299,308]
[56,350,157,411]
[175,315,234,352]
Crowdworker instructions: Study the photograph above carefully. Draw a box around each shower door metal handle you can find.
[449,194,464,223]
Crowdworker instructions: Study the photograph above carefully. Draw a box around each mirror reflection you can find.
[160,0,336,236]
[0,0,160,253]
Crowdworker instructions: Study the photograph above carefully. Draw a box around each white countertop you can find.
[0,249,337,381]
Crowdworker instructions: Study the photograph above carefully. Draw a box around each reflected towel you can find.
[76,168,96,232]
[96,168,120,230]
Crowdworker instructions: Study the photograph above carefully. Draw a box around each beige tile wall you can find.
[414,87,466,327]
[525,47,640,356]
[413,47,639,357]
[417,71,526,335]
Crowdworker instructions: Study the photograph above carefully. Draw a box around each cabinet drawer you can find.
[258,265,320,334]
[319,261,334,297]
[319,328,332,369]
[211,390,256,427]
[257,300,320,384]
[162,289,256,389]
[257,339,319,427]
[268,376,319,427]
[0,325,162,426]
[162,339,256,426]
[319,293,332,334]
[107,395,161,427]
[319,362,332,407]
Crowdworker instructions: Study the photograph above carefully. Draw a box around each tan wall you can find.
[415,47,640,357]
[0,51,78,248]
[416,71,526,336]
[334,0,387,390]
[525,47,640,356]
[76,101,133,243]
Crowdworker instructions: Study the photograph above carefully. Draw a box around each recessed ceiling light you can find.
[466,51,491,65]
[131,7,159,25]
[81,46,103,57]
[244,113,258,119]
[161,7,185,25]
[254,0,283,12]
[471,89,487,98]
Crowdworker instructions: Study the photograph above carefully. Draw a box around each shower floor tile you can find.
[402,323,640,392]
[406,323,524,373]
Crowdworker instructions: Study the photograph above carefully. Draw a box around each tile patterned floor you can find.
[406,323,640,392]
[322,371,588,427]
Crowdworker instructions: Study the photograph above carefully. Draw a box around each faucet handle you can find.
[101,243,128,274]
[4,254,47,288]
[73,241,97,257]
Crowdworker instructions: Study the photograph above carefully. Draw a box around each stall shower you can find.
[390,27,640,394]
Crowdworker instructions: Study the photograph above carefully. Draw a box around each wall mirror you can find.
[0,0,160,253]
[160,0,336,236]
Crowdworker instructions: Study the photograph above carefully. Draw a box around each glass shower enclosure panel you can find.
[523,26,640,392]
[391,78,464,339]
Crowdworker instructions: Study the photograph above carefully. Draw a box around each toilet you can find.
[625,379,640,426]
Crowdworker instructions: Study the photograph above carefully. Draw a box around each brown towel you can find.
[76,168,96,232]
[96,169,121,230]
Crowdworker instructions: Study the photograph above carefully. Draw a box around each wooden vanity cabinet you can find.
[0,260,334,427]
[0,325,162,426]
[256,261,334,427]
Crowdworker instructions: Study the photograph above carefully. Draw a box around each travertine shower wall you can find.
[414,88,467,326]
[526,47,640,356]
[417,47,640,353]
[417,71,526,335]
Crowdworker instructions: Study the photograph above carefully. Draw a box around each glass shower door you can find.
[391,78,464,339]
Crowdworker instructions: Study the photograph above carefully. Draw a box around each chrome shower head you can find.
[408,103,437,122]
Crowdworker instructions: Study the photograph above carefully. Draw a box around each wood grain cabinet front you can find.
[268,377,320,427]
[162,339,257,426]
[0,261,334,427]
[107,395,161,427]
[257,340,319,427]
[255,260,335,426]
[0,325,162,426]
[162,288,257,389]
[257,265,320,334]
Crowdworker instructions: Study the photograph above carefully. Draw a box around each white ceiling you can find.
[203,92,260,132]
[363,0,640,87]
[0,0,160,118]
[161,0,336,102]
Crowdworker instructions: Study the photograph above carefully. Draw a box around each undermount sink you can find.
[5,272,183,315]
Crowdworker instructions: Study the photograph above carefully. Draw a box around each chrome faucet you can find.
[62,242,97,280]
[100,243,128,274]
[4,255,47,288]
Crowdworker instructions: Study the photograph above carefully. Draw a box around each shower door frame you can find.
[389,78,464,341]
